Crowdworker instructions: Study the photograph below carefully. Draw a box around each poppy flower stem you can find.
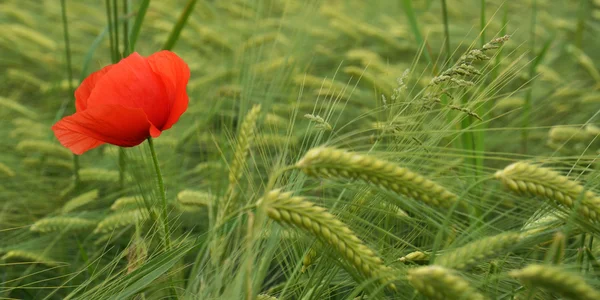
[73,155,80,185]
[118,148,126,189]
[147,137,172,250]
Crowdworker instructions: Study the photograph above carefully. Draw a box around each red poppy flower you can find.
[52,51,190,155]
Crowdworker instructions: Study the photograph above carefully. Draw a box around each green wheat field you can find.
[2,0,600,299]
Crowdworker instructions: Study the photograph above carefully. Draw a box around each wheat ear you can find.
[510,264,600,300]
[16,139,72,159]
[62,190,99,213]
[10,127,46,140]
[549,126,595,143]
[296,147,457,208]
[522,209,566,235]
[495,162,600,222]
[31,217,97,233]
[126,238,148,274]
[1,250,60,267]
[23,157,73,171]
[94,209,148,234]
[256,294,278,300]
[0,162,15,177]
[397,251,429,264]
[78,168,120,183]
[0,96,38,118]
[228,104,261,188]
[111,196,141,211]
[264,113,288,128]
[436,232,523,270]
[177,190,214,207]
[301,248,318,273]
[258,189,396,290]
[408,265,488,300]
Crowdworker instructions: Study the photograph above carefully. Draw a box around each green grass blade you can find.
[475,4,509,180]
[480,0,486,46]
[440,0,451,64]
[400,0,432,64]
[521,0,538,153]
[54,0,75,122]
[123,0,129,56]
[105,0,116,62]
[162,0,198,50]
[80,27,109,81]
[112,0,120,59]
[59,0,78,185]
[128,0,150,53]
[575,0,589,48]
[59,0,74,97]
[113,246,190,299]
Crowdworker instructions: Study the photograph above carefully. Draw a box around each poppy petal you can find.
[74,64,114,112]
[52,105,155,155]
[147,50,190,131]
[86,53,170,129]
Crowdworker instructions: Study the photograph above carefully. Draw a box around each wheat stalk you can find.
[296,147,457,208]
[258,189,396,290]
[408,265,488,300]
[495,162,600,222]
[436,232,523,270]
[31,217,97,233]
[510,264,600,300]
